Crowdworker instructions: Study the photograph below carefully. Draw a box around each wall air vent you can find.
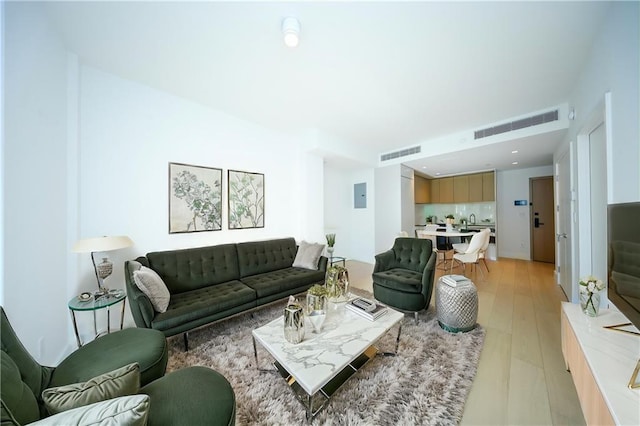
[380,145,421,162]
[474,110,559,140]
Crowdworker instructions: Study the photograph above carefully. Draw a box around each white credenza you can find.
[561,302,640,425]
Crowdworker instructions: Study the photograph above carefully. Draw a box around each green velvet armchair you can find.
[372,237,437,324]
[1,307,236,426]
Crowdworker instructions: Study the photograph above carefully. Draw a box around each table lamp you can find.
[72,236,134,297]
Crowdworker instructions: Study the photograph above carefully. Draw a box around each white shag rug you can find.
[167,293,485,425]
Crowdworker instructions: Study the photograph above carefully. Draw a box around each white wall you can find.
[75,66,324,328]
[3,2,71,364]
[374,164,402,254]
[324,165,376,263]
[497,166,553,260]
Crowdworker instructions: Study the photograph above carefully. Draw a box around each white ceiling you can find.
[42,1,611,173]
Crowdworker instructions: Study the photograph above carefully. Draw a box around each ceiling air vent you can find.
[380,145,421,162]
[474,110,558,140]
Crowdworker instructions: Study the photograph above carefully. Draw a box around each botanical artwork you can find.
[169,162,222,233]
[228,170,264,229]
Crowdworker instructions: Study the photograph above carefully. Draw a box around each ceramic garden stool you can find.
[435,277,478,333]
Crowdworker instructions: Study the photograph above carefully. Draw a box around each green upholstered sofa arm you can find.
[124,259,155,329]
[373,250,394,273]
[421,250,437,306]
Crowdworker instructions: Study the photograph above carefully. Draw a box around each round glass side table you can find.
[68,290,127,347]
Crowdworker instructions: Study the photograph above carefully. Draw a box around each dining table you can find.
[416,228,475,270]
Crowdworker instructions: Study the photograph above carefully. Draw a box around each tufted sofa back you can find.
[389,237,433,273]
[236,238,297,278]
[146,244,240,294]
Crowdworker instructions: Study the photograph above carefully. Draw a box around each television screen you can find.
[607,202,640,330]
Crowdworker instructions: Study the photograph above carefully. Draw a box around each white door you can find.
[556,148,573,301]
[589,122,607,307]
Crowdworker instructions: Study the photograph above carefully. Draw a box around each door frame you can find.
[575,92,612,301]
[554,143,576,301]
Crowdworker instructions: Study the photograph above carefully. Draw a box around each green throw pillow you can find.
[42,363,140,415]
[30,395,149,426]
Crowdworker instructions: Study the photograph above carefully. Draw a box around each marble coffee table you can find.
[252,302,404,421]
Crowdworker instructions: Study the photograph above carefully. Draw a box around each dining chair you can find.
[449,231,487,277]
[452,228,491,273]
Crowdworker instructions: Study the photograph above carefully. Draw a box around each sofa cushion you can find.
[141,366,235,426]
[133,266,170,313]
[372,268,423,293]
[236,238,297,278]
[42,363,140,415]
[1,350,39,425]
[30,395,149,426]
[241,267,325,298]
[51,328,167,389]
[292,241,325,270]
[147,244,240,294]
[151,281,256,332]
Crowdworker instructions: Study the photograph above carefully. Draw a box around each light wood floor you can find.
[346,257,586,425]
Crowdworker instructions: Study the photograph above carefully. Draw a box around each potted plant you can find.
[445,214,455,225]
[325,233,336,256]
[426,215,434,224]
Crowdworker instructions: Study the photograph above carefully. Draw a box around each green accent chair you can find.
[372,237,437,324]
[1,307,236,425]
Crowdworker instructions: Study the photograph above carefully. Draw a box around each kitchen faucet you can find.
[469,214,476,225]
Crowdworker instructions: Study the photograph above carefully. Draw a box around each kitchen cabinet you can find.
[483,172,495,201]
[468,173,483,202]
[453,175,469,202]
[414,175,431,203]
[420,171,495,204]
[430,179,440,203]
[439,177,454,203]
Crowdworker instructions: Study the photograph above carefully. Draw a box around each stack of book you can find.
[441,274,472,287]
[345,298,388,321]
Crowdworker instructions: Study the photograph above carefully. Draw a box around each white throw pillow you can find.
[292,241,325,270]
[132,266,170,313]
[30,395,149,426]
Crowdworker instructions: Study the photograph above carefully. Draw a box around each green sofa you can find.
[372,237,437,324]
[0,307,236,426]
[125,237,327,349]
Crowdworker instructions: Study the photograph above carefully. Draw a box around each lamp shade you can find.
[72,236,134,253]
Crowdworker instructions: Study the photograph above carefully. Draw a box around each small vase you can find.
[327,247,334,257]
[284,301,305,343]
[306,293,327,333]
[579,291,600,317]
[325,266,349,302]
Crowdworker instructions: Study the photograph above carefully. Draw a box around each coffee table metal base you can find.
[276,345,377,421]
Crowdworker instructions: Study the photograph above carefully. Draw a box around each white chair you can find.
[452,228,491,273]
[449,231,487,277]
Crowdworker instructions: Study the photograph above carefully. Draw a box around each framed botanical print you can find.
[228,169,264,229]
[169,162,222,233]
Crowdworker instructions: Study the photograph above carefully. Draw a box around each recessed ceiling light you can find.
[436,172,441,176]
[512,161,518,165]
[422,166,427,169]
[512,150,518,154]
[282,17,300,48]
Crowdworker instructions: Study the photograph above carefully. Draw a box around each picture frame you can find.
[228,169,264,229]
[168,162,222,233]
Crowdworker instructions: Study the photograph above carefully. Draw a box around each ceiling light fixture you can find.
[282,17,300,48]
[511,150,518,154]
[512,161,519,165]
